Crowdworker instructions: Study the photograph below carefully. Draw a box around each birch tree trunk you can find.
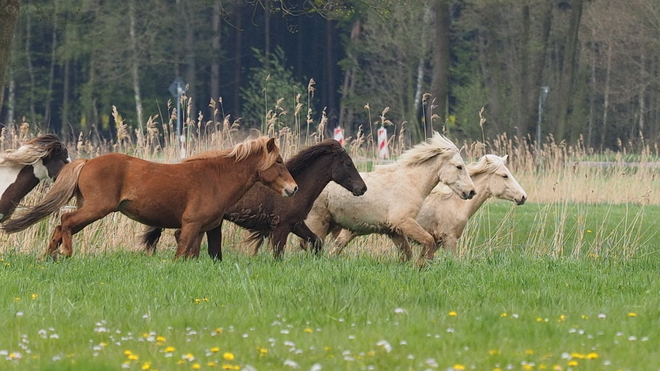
[128,0,144,132]
[0,0,20,117]
[430,0,450,128]
[600,42,612,150]
[210,0,221,123]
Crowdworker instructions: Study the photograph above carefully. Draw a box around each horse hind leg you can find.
[44,225,64,260]
[55,207,112,258]
[331,229,356,256]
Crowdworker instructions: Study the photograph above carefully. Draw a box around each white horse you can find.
[0,135,70,222]
[334,154,527,257]
[304,132,476,266]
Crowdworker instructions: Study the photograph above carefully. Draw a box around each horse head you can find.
[256,138,298,197]
[426,134,475,200]
[483,155,527,205]
[41,140,71,179]
[328,140,367,196]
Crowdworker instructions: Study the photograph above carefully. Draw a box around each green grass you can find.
[3,202,660,370]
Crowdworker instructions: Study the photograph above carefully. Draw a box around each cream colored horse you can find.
[304,132,476,266]
[335,154,526,258]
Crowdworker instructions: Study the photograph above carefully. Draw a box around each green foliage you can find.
[240,47,311,133]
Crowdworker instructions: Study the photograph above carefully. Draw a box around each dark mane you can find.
[28,134,65,157]
[286,139,343,177]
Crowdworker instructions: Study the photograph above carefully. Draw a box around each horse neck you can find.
[461,172,493,217]
[208,154,263,195]
[404,156,449,197]
[289,156,334,207]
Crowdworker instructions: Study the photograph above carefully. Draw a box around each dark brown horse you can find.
[0,134,70,222]
[142,139,367,259]
[2,137,297,260]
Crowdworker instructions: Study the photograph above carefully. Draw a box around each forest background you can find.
[1,0,659,150]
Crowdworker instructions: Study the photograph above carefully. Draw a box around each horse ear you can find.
[502,155,509,163]
[266,138,277,153]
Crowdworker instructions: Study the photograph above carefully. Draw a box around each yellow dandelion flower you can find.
[207,361,217,367]
[31,294,38,300]
[581,315,589,319]
[449,311,458,317]
[203,297,209,302]
[586,352,599,359]
[586,229,592,233]
[525,349,534,355]
[210,347,220,353]
[194,298,201,304]
[222,352,234,361]
[552,365,562,371]
[493,368,502,371]
[571,352,585,359]
[257,347,268,355]
[453,364,466,370]
[324,346,331,351]
[177,360,185,365]
[233,366,240,370]
[141,361,151,370]
[628,312,637,317]
[500,312,507,317]
[192,363,201,370]
[128,354,139,361]
[558,315,566,322]
[568,360,578,367]
[164,346,175,353]
[536,317,543,322]
[539,365,547,370]
[156,336,166,343]
[489,349,499,356]
[214,328,223,334]
[304,327,313,333]
[523,365,533,371]
[222,365,233,370]
[14,297,20,302]
[124,350,134,356]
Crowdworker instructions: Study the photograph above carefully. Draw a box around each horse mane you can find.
[184,136,279,170]
[286,139,343,176]
[0,134,64,167]
[395,132,459,167]
[466,154,506,176]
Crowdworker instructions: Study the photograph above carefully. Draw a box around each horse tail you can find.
[142,227,163,254]
[244,231,265,256]
[2,159,87,233]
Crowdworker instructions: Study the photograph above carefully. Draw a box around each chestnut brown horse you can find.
[141,139,368,259]
[0,134,70,222]
[2,137,298,260]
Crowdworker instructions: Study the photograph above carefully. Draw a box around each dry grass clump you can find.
[2,100,660,259]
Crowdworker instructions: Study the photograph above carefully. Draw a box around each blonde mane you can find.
[185,136,279,170]
[0,135,62,167]
[466,154,505,176]
[396,132,459,167]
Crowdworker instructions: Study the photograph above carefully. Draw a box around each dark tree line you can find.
[1,0,660,150]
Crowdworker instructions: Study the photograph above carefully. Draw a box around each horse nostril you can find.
[292,185,299,194]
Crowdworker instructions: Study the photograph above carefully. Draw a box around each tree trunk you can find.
[430,0,450,128]
[0,0,20,117]
[210,0,221,123]
[517,3,531,138]
[4,65,15,126]
[44,0,58,131]
[24,0,37,124]
[529,0,553,144]
[339,20,360,137]
[326,18,335,125]
[264,0,270,73]
[600,42,612,150]
[232,1,242,118]
[129,0,144,132]
[556,0,584,142]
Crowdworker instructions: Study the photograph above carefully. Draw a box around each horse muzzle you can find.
[461,189,477,200]
[352,185,367,196]
[516,195,527,205]
[284,185,298,197]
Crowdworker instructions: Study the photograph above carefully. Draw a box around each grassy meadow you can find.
[3,117,660,370]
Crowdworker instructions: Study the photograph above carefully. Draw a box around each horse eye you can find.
[456,165,463,170]
[502,174,509,179]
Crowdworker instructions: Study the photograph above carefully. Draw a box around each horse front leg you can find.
[332,228,356,256]
[271,227,292,259]
[389,233,413,262]
[395,218,436,268]
[291,222,323,254]
[206,225,222,261]
[175,223,203,259]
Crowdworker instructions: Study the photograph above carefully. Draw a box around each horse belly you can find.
[118,200,182,228]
